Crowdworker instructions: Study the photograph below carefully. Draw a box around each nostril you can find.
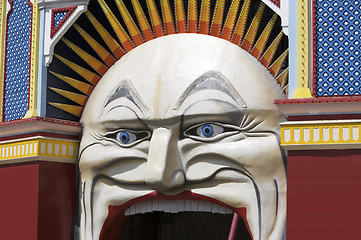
[172,170,185,186]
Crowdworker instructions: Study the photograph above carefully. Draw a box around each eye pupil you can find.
[118,132,130,144]
[201,124,214,137]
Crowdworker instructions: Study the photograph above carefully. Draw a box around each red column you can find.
[0,163,39,240]
[0,161,76,240]
[287,150,361,240]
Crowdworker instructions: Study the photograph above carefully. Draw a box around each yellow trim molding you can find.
[0,137,78,164]
[24,0,40,118]
[281,120,361,150]
[292,0,312,99]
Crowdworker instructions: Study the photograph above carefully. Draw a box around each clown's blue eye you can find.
[115,131,138,145]
[184,122,239,141]
[196,123,224,138]
[201,124,214,137]
[107,130,150,147]
[117,131,131,144]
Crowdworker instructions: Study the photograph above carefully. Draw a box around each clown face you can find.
[78,34,286,240]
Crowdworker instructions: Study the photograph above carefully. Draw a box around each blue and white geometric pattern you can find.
[4,0,32,121]
[54,11,68,29]
[316,0,360,96]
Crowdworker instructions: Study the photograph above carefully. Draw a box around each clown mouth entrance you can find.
[119,212,252,239]
[99,192,253,239]
[119,202,252,240]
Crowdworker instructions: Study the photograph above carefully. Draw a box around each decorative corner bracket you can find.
[37,0,89,66]
[263,0,289,35]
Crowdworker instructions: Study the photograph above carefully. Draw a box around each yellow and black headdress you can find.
[48,0,288,118]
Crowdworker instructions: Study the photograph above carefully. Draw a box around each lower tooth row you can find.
[124,200,233,216]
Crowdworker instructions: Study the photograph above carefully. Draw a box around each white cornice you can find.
[37,0,89,10]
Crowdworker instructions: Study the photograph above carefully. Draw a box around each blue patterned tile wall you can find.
[316,0,360,96]
[4,0,32,121]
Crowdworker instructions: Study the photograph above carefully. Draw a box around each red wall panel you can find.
[0,163,39,240]
[287,150,361,240]
[38,162,76,240]
[0,161,76,240]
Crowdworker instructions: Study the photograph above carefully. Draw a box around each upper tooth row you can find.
[124,199,233,216]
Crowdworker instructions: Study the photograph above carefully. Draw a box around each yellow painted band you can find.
[0,138,79,162]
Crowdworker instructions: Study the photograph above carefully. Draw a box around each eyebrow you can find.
[174,70,247,110]
[102,79,149,116]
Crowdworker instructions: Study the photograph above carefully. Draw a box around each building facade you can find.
[0,0,360,239]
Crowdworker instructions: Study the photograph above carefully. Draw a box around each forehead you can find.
[83,34,285,121]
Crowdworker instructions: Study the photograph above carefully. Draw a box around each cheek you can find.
[183,135,284,181]
[234,136,285,175]
[78,141,149,182]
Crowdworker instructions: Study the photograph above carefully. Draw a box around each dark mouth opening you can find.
[99,191,253,240]
[119,211,252,240]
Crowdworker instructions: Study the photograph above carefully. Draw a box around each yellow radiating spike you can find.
[251,13,278,59]
[49,71,94,96]
[73,23,116,67]
[283,85,289,95]
[276,67,289,87]
[260,31,283,67]
[175,0,186,33]
[187,0,197,33]
[210,0,226,37]
[48,103,83,117]
[221,0,241,40]
[54,54,101,85]
[62,38,109,75]
[131,0,154,41]
[241,2,265,52]
[231,0,251,45]
[199,0,211,34]
[146,0,164,37]
[160,0,175,34]
[49,87,88,106]
[115,0,144,46]
[97,0,134,51]
[269,48,289,77]
[85,11,125,59]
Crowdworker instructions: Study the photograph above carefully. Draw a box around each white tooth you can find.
[225,208,233,214]
[184,200,192,211]
[146,201,152,213]
[152,200,159,211]
[204,202,212,212]
[218,205,226,214]
[134,203,139,214]
[171,201,179,213]
[164,200,171,213]
[125,208,130,216]
[211,203,219,213]
[158,200,166,212]
[191,200,199,211]
[129,204,136,215]
[177,200,185,212]
[198,201,205,212]
[138,201,147,214]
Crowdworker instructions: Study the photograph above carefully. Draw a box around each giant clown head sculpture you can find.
[64,1,289,239]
